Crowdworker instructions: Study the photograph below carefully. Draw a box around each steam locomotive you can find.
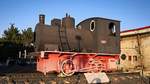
[35,14,120,76]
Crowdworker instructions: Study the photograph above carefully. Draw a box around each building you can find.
[120,26,150,71]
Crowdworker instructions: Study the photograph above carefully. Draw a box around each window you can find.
[133,55,137,61]
[128,56,132,61]
[78,25,82,29]
[121,54,126,60]
[90,20,95,31]
[109,23,116,35]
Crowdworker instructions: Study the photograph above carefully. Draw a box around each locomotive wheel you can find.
[60,59,75,76]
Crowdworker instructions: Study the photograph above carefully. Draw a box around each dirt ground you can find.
[0,64,149,84]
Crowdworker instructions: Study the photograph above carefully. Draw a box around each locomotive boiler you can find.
[35,14,120,76]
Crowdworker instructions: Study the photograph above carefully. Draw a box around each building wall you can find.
[140,33,150,70]
[120,36,140,70]
[120,28,150,71]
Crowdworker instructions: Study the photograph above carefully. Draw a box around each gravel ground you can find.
[0,64,149,84]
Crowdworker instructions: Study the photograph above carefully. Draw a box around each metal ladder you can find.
[58,27,71,51]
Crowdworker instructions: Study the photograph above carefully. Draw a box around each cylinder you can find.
[39,14,45,24]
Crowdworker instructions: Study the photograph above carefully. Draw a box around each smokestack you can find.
[39,14,45,24]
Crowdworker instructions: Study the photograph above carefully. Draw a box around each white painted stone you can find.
[84,72,109,83]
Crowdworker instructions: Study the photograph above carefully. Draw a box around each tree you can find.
[22,27,33,46]
[0,24,34,60]
[3,24,21,44]
[2,24,34,45]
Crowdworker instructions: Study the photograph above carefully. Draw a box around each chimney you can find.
[39,14,45,24]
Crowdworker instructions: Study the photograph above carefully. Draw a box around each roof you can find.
[121,26,150,36]
[76,17,120,27]
[121,26,150,33]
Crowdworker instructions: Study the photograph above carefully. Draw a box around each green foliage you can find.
[22,27,33,46]
[0,24,34,61]
[1,24,33,45]
[3,24,21,43]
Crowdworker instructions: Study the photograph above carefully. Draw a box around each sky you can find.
[0,0,150,36]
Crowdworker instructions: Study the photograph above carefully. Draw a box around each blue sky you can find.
[0,0,150,36]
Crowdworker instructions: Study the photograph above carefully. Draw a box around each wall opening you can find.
[109,22,116,36]
[78,25,82,30]
[121,54,126,60]
[133,55,137,61]
[128,56,132,61]
[90,20,95,32]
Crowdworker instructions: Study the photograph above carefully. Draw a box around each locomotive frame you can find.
[37,51,119,76]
